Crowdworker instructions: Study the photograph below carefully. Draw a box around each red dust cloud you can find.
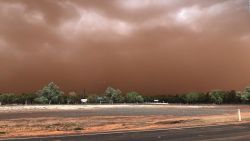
[0,0,250,95]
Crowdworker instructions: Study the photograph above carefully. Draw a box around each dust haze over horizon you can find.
[0,0,250,95]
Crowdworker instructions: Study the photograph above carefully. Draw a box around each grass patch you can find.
[0,131,6,135]
[156,119,200,125]
[74,127,83,131]
[64,122,77,127]
[241,117,250,121]
[52,123,62,126]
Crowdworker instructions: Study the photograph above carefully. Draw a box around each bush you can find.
[223,90,240,104]
[34,96,48,104]
[125,92,144,103]
[209,90,224,104]
[184,92,209,104]
[87,95,99,103]
[239,87,250,103]
[184,92,200,104]
[143,96,154,102]
[37,82,64,104]
[19,93,37,104]
[104,87,124,103]
[66,92,78,104]
[0,93,17,105]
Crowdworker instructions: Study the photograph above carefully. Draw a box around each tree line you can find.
[1,82,250,105]
[0,82,144,105]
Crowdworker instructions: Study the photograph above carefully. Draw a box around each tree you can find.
[240,87,250,103]
[57,93,65,104]
[104,87,124,103]
[87,95,99,103]
[168,95,185,103]
[182,92,209,104]
[154,95,168,103]
[0,93,17,105]
[223,90,240,104]
[197,93,210,103]
[37,82,64,104]
[0,94,3,105]
[209,90,224,104]
[20,93,37,105]
[143,95,154,103]
[236,91,243,103]
[66,91,78,104]
[34,96,48,104]
[184,92,200,104]
[125,92,144,103]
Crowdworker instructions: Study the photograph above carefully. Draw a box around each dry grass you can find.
[1,112,250,139]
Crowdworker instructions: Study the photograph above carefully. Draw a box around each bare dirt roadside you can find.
[1,112,250,139]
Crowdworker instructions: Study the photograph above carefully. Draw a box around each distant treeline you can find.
[1,82,250,105]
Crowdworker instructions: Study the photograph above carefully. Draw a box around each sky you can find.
[0,0,250,95]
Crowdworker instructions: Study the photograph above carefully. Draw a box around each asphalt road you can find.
[3,123,250,141]
[0,106,238,120]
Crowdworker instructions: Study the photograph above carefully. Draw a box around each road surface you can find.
[0,105,239,120]
[2,123,250,141]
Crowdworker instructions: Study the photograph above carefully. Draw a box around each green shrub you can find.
[125,92,144,103]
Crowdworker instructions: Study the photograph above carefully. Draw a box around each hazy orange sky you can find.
[0,0,250,95]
